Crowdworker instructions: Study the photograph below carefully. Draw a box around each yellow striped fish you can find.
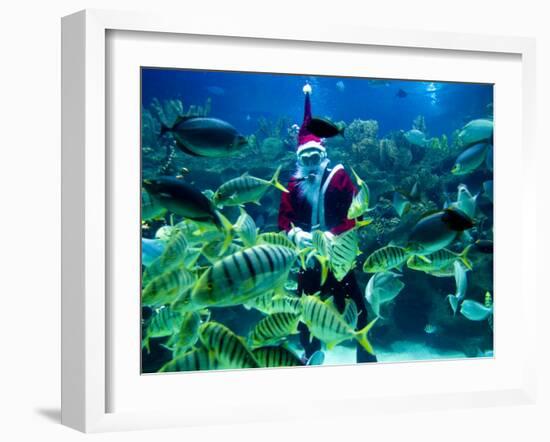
[199,322,259,369]
[142,306,183,353]
[362,245,410,273]
[213,166,288,207]
[190,245,297,309]
[172,311,201,356]
[253,346,304,368]
[175,219,225,245]
[234,208,257,248]
[256,232,296,249]
[159,347,219,373]
[201,240,242,265]
[307,230,331,284]
[347,167,373,220]
[407,245,472,273]
[248,312,301,348]
[142,265,196,307]
[301,295,378,354]
[329,228,361,281]
[143,228,188,285]
[244,293,302,315]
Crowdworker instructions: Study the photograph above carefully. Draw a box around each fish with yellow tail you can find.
[188,245,297,310]
[142,228,189,285]
[300,295,378,355]
[213,165,288,208]
[141,265,196,308]
[329,227,363,281]
[141,306,184,353]
[159,347,219,373]
[199,322,260,369]
[256,232,296,249]
[233,207,258,248]
[252,346,304,367]
[406,245,473,275]
[347,167,374,220]
[363,245,411,273]
[248,312,301,348]
[244,292,302,315]
[170,311,202,356]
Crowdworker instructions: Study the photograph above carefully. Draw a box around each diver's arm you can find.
[278,181,296,232]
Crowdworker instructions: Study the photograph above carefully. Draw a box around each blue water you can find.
[141,68,492,140]
[140,67,494,373]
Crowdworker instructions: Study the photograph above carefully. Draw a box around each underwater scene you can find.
[140,68,494,374]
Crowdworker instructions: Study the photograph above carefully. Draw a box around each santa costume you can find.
[278,84,377,363]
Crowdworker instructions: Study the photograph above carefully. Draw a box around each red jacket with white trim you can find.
[278,167,357,235]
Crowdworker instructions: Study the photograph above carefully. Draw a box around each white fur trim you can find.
[297,140,325,155]
[318,164,344,230]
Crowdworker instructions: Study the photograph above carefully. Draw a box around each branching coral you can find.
[256,116,290,140]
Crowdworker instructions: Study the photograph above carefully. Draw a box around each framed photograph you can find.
[61,9,537,432]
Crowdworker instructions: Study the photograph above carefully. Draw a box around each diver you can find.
[278,83,377,363]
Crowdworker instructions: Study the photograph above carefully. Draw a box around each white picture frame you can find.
[61,9,537,433]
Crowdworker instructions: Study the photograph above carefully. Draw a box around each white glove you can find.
[288,227,312,248]
[323,231,335,244]
[303,83,312,94]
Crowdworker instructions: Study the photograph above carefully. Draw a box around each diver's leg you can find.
[345,272,378,363]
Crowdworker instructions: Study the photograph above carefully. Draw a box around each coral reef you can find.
[412,115,427,132]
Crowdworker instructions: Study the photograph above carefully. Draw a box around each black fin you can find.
[175,142,201,157]
[160,124,172,137]
[173,115,201,125]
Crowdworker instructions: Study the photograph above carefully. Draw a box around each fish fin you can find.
[270,165,289,193]
[215,211,234,256]
[173,115,200,125]
[355,317,378,355]
[447,295,459,316]
[350,167,365,187]
[314,255,329,285]
[459,245,473,270]
[176,142,202,157]
[417,255,432,264]
[142,337,151,354]
[306,351,325,366]
[159,123,172,137]
[355,218,373,228]
[324,296,337,312]
[159,343,175,353]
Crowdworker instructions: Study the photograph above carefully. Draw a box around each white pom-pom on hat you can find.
[303,83,312,94]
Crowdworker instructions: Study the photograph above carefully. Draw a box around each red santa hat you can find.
[297,84,325,155]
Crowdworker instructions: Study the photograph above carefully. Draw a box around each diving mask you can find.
[298,148,326,167]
